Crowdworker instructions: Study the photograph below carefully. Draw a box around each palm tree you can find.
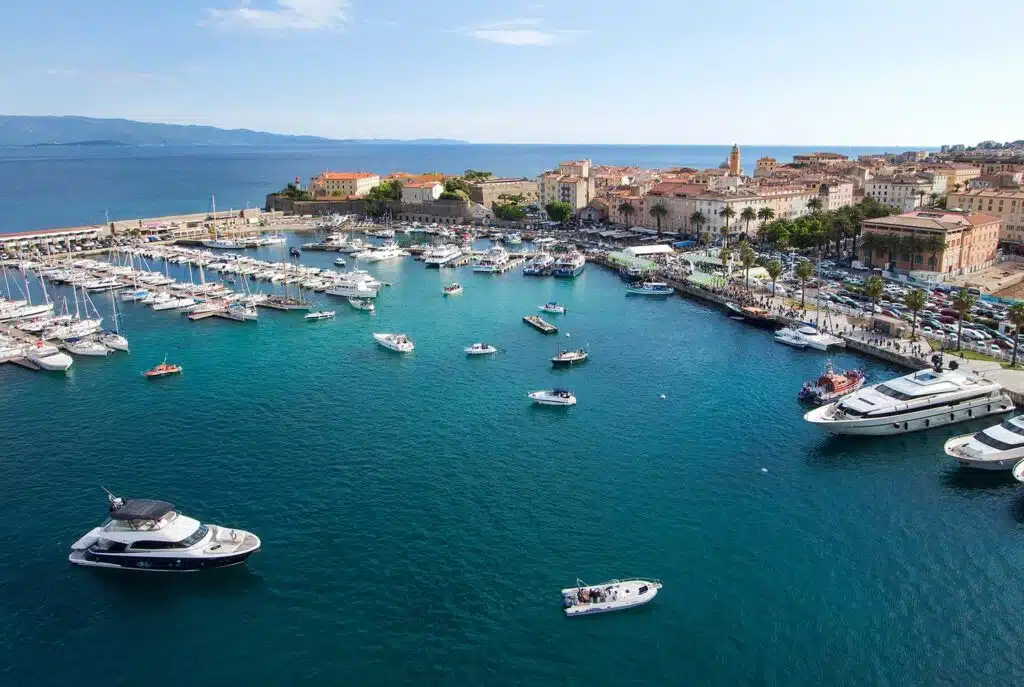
[917,189,927,209]
[904,288,926,340]
[689,210,705,237]
[806,197,824,214]
[719,206,736,245]
[719,245,732,272]
[860,232,883,268]
[795,259,813,308]
[740,207,756,238]
[739,241,756,290]
[617,201,636,227]
[648,203,668,236]
[700,230,712,247]
[929,192,940,207]
[865,275,884,326]
[1009,303,1024,367]
[925,235,946,272]
[756,207,775,246]
[766,259,783,296]
[951,289,976,351]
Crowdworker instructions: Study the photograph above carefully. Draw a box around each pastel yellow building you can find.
[309,171,380,198]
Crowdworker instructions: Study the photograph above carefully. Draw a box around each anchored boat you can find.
[561,579,662,616]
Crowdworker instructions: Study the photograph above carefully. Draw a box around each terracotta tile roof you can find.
[865,210,1000,232]
[320,172,377,181]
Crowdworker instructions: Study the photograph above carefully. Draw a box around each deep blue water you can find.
[0,143,928,233]
[3,239,1024,686]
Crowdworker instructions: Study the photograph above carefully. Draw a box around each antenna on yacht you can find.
[101,486,124,509]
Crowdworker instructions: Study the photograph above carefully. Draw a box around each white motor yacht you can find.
[804,362,1014,436]
[528,388,576,406]
[348,298,375,312]
[64,337,111,356]
[327,280,379,299]
[25,340,73,371]
[473,247,510,273]
[561,579,662,616]
[373,332,414,353]
[69,492,261,571]
[522,253,554,275]
[363,242,409,263]
[305,310,336,321]
[424,244,462,268]
[944,415,1024,470]
[552,252,586,278]
[465,343,497,355]
[794,325,845,351]
[538,302,567,315]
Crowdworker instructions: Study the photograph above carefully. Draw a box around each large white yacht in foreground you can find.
[804,362,1013,436]
[944,415,1024,470]
[69,493,261,571]
[424,244,462,268]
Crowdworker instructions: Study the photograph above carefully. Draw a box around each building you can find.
[0,226,103,255]
[863,176,935,212]
[309,172,380,198]
[467,178,538,207]
[859,209,1000,275]
[642,181,707,231]
[922,162,981,193]
[754,157,777,177]
[607,195,644,226]
[400,180,444,204]
[385,172,446,184]
[537,160,595,211]
[946,189,1024,243]
[727,144,742,175]
[792,152,850,166]
[804,181,855,211]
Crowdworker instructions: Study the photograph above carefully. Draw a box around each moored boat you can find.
[798,361,865,405]
[25,340,73,371]
[552,348,589,367]
[774,328,809,349]
[944,415,1024,470]
[443,283,463,296]
[625,281,674,296]
[538,302,567,315]
[64,337,111,357]
[465,342,497,355]
[143,357,182,378]
[348,298,375,312]
[304,310,336,321]
[528,388,576,406]
[373,332,414,353]
[68,491,260,571]
[561,579,662,616]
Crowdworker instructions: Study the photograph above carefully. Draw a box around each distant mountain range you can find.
[0,116,467,147]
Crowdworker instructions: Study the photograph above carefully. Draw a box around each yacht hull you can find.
[70,547,257,571]
[804,394,1014,436]
[944,434,1024,470]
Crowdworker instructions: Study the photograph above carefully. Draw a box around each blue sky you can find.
[1,0,1022,145]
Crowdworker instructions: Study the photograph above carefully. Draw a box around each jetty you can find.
[523,315,558,334]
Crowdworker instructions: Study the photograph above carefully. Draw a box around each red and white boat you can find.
[143,357,182,378]
[798,360,864,405]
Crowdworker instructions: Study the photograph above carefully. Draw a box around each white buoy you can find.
[761,468,768,473]
[659,394,666,399]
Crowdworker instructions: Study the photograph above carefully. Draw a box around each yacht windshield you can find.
[876,384,915,401]
[974,420,1024,451]
[130,524,209,550]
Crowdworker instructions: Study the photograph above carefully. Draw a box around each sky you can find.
[1,0,1023,145]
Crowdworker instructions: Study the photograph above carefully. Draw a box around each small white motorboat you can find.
[25,340,73,371]
[334,257,347,266]
[552,348,588,367]
[773,328,809,349]
[561,579,662,616]
[1014,459,1024,483]
[443,283,463,296]
[539,302,567,315]
[348,298,375,312]
[528,388,576,406]
[373,332,414,353]
[305,310,336,321]
[465,343,497,355]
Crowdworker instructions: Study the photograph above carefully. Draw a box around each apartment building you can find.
[859,209,1000,274]
[947,189,1024,243]
[309,172,380,198]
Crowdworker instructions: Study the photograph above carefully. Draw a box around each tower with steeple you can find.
[728,144,741,175]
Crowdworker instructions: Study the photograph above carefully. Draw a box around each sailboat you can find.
[98,287,129,352]
[202,194,245,249]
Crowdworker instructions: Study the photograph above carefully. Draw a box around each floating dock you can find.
[523,315,558,334]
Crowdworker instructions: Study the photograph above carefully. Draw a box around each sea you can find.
[0,143,928,234]
[3,146,1024,687]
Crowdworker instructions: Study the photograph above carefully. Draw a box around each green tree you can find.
[444,178,472,194]
[463,170,493,181]
[865,275,884,326]
[795,259,814,308]
[951,289,976,351]
[690,211,706,238]
[766,259,783,296]
[719,206,736,244]
[929,192,940,207]
[545,201,574,223]
[807,197,824,213]
[918,189,927,209]
[904,288,926,340]
[617,201,636,227]
[740,206,757,238]
[648,203,668,236]
[755,207,775,245]
[719,245,732,271]
[739,240,756,290]
[438,190,467,201]
[493,202,525,221]
[497,193,525,205]
[1009,303,1024,367]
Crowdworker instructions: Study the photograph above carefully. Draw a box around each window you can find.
[876,384,914,400]
[131,525,209,550]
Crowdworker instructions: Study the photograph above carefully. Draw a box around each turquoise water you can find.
[3,240,1024,686]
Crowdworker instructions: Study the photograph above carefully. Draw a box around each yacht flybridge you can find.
[804,359,1014,436]
[69,492,260,571]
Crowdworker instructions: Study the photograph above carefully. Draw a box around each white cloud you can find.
[464,18,582,46]
[203,0,349,32]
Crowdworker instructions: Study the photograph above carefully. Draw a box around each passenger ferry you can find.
[552,252,585,278]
